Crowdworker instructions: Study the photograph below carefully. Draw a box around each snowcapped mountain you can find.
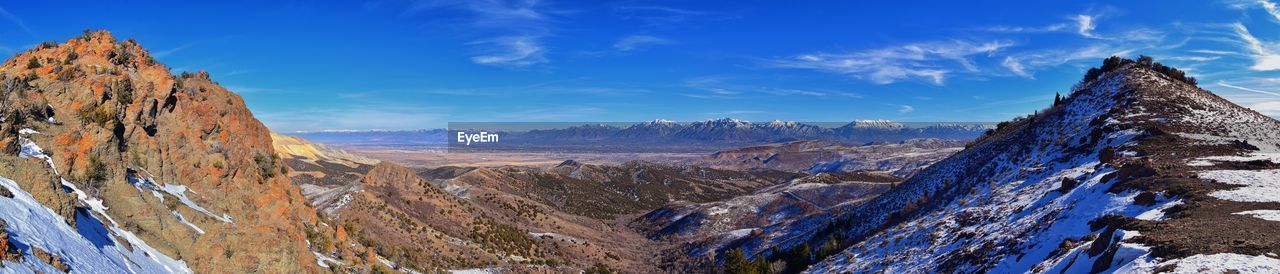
[712,57,1280,273]
[842,119,908,130]
[615,119,685,139]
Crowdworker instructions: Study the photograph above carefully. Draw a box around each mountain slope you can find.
[795,58,1280,272]
[272,132,378,167]
[689,139,964,177]
[0,30,335,272]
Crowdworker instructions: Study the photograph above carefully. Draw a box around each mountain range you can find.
[290,120,989,153]
[0,30,1273,274]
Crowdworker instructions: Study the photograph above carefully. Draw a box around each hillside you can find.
[0,30,365,272]
[272,132,378,167]
[717,57,1280,273]
[689,139,964,177]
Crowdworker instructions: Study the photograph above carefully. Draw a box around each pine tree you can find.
[1053,92,1062,106]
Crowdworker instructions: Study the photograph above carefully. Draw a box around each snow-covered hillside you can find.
[797,60,1280,273]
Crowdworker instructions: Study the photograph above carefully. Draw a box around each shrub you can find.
[85,154,108,188]
[1082,56,1196,86]
[111,78,133,105]
[25,58,39,69]
[108,45,132,66]
[56,66,78,81]
[723,248,769,274]
[77,103,114,127]
[254,153,280,183]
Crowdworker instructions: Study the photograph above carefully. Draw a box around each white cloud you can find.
[979,23,1069,33]
[1003,44,1141,73]
[1164,56,1221,62]
[0,6,33,38]
[470,36,547,66]
[1231,23,1280,70]
[612,5,734,26]
[613,35,673,51]
[1258,0,1280,22]
[258,105,450,132]
[1189,49,1246,56]
[772,40,1013,85]
[898,105,915,114]
[1213,81,1280,116]
[404,0,562,68]
[1002,56,1032,78]
[1074,14,1098,38]
[1217,81,1280,97]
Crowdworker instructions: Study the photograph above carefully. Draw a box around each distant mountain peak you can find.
[847,119,907,130]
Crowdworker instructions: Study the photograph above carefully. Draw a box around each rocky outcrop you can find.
[0,30,333,272]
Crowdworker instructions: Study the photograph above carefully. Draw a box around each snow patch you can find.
[172,211,206,234]
[0,176,192,273]
[1198,169,1280,202]
[1136,199,1182,221]
[1233,210,1280,222]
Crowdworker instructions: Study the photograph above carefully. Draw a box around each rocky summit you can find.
[0,30,358,272]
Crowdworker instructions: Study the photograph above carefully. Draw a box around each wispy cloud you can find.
[981,11,1161,42]
[1213,80,1280,116]
[979,23,1070,33]
[1002,56,1032,78]
[613,35,672,51]
[1074,14,1098,38]
[153,43,195,58]
[223,85,283,94]
[0,5,34,38]
[1255,0,1280,22]
[495,106,606,121]
[999,43,1144,76]
[1164,56,1221,62]
[612,5,730,26]
[258,104,451,132]
[898,105,915,114]
[679,76,854,99]
[1230,22,1280,70]
[956,94,1054,112]
[404,0,566,68]
[150,36,238,59]
[1217,81,1280,97]
[770,40,1013,85]
[469,35,547,66]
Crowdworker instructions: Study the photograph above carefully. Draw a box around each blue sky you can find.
[1,1,1279,132]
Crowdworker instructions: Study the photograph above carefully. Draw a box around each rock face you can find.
[0,30,328,272]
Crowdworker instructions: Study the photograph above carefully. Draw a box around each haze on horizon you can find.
[0,1,1278,132]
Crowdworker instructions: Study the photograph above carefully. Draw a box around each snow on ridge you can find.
[15,136,192,273]
[1117,253,1280,273]
[0,176,192,273]
[1187,152,1280,167]
[1233,210,1280,222]
[172,211,206,234]
[1136,199,1182,221]
[130,168,234,223]
[1197,169,1280,203]
[806,70,1184,273]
